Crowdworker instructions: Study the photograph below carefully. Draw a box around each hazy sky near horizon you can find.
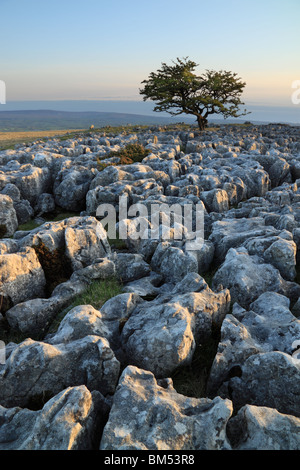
[1,0,299,106]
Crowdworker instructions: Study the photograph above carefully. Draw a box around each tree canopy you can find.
[139,58,249,130]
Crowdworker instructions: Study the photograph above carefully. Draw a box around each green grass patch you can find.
[107,231,128,251]
[202,265,218,288]
[17,209,80,233]
[97,142,151,171]
[17,220,41,232]
[47,277,124,335]
[68,277,123,311]
[48,210,80,222]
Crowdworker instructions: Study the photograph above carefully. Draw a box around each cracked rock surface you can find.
[0,123,300,450]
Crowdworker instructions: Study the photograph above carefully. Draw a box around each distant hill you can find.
[0,109,193,132]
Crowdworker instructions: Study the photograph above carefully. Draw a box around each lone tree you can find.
[140,57,249,131]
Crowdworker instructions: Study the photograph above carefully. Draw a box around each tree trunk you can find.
[196,115,208,131]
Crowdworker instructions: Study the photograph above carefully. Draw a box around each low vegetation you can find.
[0,129,87,150]
[97,142,151,171]
[17,210,80,233]
[0,277,124,345]
[47,277,123,335]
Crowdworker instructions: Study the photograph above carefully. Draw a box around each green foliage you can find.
[68,277,123,311]
[47,277,123,334]
[96,159,110,172]
[97,142,150,171]
[107,142,151,164]
[140,57,249,131]
[17,210,80,233]
[107,231,128,250]
[17,220,41,232]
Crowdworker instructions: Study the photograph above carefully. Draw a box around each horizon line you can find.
[1,99,298,110]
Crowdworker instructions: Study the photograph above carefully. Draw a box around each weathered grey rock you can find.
[0,185,33,225]
[50,276,89,304]
[13,199,34,225]
[292,297,300,318]
[191,240,215,274]
[90,166,133,188]
[209,217,278,264]
[170,272,211,295]
[231,167,270,198]
[200,188,229,213]
[223,179,247,206]
[32,152,55,170]
[0,163,52,205]
[207,314,264,396]
[268,157,291,187]
[65,217,111,270]
[17,219,65,253]
[0,385,108,450]
[207,292,300,396]
[212,247,300,308]
[70,257,116,283]
[0,183,21,201]
[35,193,55,215]
[151,242,199,283]
[227,351,300,417]
[100,365,233,450]
[0,247,46,305]
[0,335,120,408]
[86,178,163,215]
[112,252,151,282]
[5,296,72,338]
[227,405,300,450]
[0,238,19,255]
[86,183,131,215]
[263,237,297,280]
[121,284,230,377]
[142,154,181,182]
[53,166,96,211]
[293,227,300,261]
[0,124,300,448]
[247,292,300,353]
[291,161,300,180]
[48,293,143,362]
[0,194,18,237]
[123,272,163,297]
[46,305,111,345]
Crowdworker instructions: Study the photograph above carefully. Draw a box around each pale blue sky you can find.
[1,0,299,105]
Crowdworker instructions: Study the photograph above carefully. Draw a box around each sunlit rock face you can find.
[0,247,46,305]
[0,194,18,237]
[0,163,52,205]
[100,365,233,450]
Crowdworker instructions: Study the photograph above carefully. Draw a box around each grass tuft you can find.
[47,277,123,335]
